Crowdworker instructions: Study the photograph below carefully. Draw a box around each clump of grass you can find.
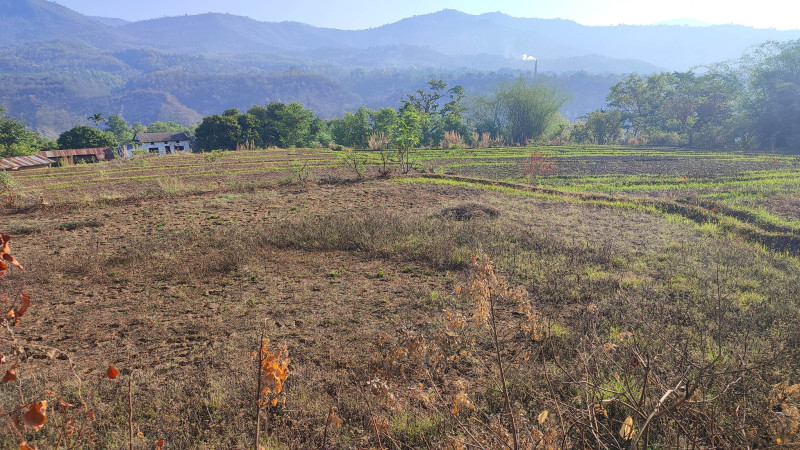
[57,219,104,231]
[256,210,485,269]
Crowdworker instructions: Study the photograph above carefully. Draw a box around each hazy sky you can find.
[53,0,800,30]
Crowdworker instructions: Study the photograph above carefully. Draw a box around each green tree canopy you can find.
[104,114,133,145]
[87,113,106,128]
[573,109,624,145]
[493,78,568,145]
[401,80,467,147]
[329,107,371,149]
[254,102,316,148]
[194,114,241,151]
[0,108,41,157]
[57,126,118,149]
[741,40,800,149]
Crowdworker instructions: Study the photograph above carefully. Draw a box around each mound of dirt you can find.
[439,203,500,221]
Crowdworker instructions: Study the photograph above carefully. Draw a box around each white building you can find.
[133,132,192,155]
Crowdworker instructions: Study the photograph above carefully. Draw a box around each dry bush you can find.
[441,130,465,149]
[519,151,556,184]
[470,132,505,149]
[235,140,257,152]
[623,136,649,146]
[368,133,390,151]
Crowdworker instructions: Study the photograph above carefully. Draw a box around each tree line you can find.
[573,39,800,150]
[2,38,799,158]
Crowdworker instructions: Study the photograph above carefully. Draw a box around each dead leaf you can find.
[22,401,47,432]
[155,438,165,449]
[106,365,119,379]
[15,293,30,318]
[2,363,18,382]
[327,408,343,428]
[2,253,23,271]
[538,410,549,425]
[619,416,636,440]
[19,442,36,450]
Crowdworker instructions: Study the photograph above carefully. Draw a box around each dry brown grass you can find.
[1,170,799,447]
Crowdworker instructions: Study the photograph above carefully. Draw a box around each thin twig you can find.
[488,294,518,450]
[0,403,24,443]
[128,371,134,450]
[254,326,265,450]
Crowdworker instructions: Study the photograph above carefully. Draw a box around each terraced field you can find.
[2,145,800,448]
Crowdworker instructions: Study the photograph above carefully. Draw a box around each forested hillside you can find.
[1,0,799,135]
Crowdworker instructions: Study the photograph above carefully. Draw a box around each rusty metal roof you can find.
[0,155,55,170]
[38,147,113,160]
[134,132,190,144]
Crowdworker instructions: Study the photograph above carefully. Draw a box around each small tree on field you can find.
[392,107,421,174]
[519,151,556,184]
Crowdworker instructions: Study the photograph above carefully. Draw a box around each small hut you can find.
[38,147,114,165]
[0,155,55,171]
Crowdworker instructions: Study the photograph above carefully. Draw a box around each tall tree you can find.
[576,109,624,145]
[87,113,106,128]
[401,80,467,147]
[493,77,568,145]
[329,107,371,149]
[0,110,39,157]
[194,114,241,151]
[663,71,737,147]
[104,114,133,145]
[742,40,800,149]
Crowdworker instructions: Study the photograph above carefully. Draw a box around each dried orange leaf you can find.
[20,442,36,450]
[15,293,30,318]
[2,363,18,382]
[155,438,165,449]
[2,253,23,271]
[271,397,278,407]
[22,401,47,432]
[327,408,343,428]
[106,365,120,379]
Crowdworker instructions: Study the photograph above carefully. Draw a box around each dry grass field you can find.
[2,147,800,448]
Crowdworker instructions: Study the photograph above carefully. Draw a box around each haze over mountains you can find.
[2,0,799,136]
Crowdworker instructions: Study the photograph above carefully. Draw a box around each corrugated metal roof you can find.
[0,155,55,170]
[134,132,190,144]
[38,147,113,160]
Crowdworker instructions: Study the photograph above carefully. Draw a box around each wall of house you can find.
[140,140,192,156]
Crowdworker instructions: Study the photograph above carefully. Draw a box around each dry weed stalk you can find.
[254,333,290,449]
[371,253,549,448]
[455,253,545,449]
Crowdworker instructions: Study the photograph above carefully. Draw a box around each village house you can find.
[133,132,192,155]
[0,155,55,171]
[38,147,114,165]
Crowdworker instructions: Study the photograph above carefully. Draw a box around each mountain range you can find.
[2,0,799,136]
